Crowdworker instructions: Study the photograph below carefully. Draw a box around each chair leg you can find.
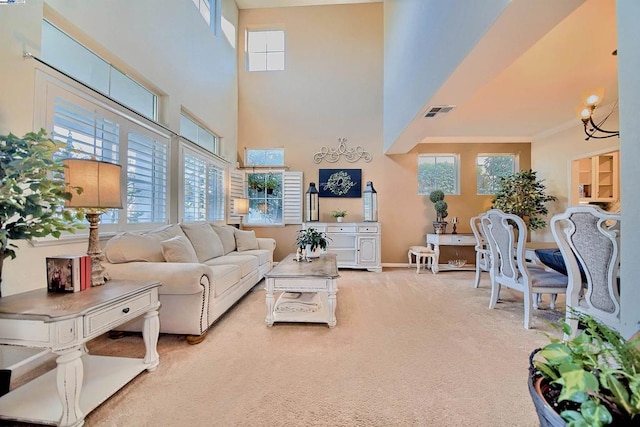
[549,294,557,310]
[489,282,500,309]
[407,251,412,269]
[533,293,540,310]
[474,266,481,288]
[523,293,532,329]
[416,254,422,274]
[564,315,580,340]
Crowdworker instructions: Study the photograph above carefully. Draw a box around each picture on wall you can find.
[319,169,362,198]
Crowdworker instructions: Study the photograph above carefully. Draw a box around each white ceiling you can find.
[235,0,381,9]
[235,0,618,153]
[396,0,618,152]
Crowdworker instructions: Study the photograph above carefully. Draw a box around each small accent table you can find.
[0,280,161,427]
[426,233,477,274]
[265,254,339,328]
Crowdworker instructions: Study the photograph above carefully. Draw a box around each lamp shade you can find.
[233,197,249,215]
[363,181,378,222]
[63,159,123,209]
[305,182,319,222]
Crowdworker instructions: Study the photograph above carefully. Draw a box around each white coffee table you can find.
[265,253,339,328]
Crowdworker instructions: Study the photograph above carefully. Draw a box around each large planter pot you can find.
[528,349,566,427]
[432,221,448,234]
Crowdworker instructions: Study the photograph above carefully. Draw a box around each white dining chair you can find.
[550,205,621,339]
[470,215,490,288]
[481,209,568,329]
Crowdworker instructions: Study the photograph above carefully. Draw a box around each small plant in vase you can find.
[295,227,330,259]
[331,210,347,223]
[429,190,448,234]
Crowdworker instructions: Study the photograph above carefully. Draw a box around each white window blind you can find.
[180,142,226,223]
[127,131,168,223]
[283,171,303,224]
[42,71,170,231]
[229,170,245,224]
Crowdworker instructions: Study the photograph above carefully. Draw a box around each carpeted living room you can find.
[1,0,638,426]
[79,269,562,426]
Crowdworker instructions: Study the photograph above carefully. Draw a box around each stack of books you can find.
[46,255,92,293]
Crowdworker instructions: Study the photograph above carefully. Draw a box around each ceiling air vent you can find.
[424,105,456,118]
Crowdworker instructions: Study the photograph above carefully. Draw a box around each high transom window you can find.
[246,30,285,72]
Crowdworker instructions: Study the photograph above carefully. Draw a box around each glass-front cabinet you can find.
[571,151,619,204]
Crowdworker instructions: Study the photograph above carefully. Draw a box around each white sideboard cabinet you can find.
[302,222,381,272]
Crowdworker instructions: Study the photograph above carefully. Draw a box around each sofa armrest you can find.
[257,237,276,251]
[104,262,210,295]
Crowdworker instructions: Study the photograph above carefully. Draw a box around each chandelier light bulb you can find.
[581,87,605,107]
[576,105,592,120]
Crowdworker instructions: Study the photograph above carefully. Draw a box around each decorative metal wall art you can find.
[319,169,362,198]
[313,138,372,164]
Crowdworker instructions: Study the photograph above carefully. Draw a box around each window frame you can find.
[476,153,519,195]
[246,29,286,72]
[179,141,227,223]
[180,112,220,156]
[37,70,171,236]
[417,154,460,195]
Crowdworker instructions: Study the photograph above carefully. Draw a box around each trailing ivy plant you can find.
[0,130,84,292]
[491,169,556,230]
[533,313,640,426]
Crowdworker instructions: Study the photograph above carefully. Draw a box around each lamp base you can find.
[86,212,110,287]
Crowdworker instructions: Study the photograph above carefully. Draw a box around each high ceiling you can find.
[235,0,618,152]
[391,0,618,152]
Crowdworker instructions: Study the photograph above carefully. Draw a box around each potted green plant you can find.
[0,130,84,296]
[331,209,347,223]
[248,174,264,192]
[295,227,330,258]
[529,313,640,426]
[265,173,279,195]
[429,190,448,234]
[492,169,557,231]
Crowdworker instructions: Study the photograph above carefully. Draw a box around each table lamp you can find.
[64,159,123,286]
[233,197,249,229]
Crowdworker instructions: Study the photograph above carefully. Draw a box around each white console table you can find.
[0,280,161,427]
[303,222,381,272]
[426,233,477,274]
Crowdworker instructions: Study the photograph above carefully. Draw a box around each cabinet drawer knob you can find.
[122,307,130,314]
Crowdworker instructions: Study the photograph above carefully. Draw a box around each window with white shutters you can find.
[41,71,170,231]
[180,142,226,223]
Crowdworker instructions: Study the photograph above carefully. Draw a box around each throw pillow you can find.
[180,223,224,262]
[161,236,199,263]
[104,232,165,264]
[235,229,259,252]
[210,224,237,254]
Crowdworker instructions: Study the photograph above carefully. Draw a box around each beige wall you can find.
[0,0,239,296]
[238,4,533,265]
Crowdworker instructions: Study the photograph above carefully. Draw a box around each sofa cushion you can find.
[208,264,242,297]
[205,254,259,278]
[210,224,237,255]
[161,236,199,263]
[180,223,225,262]
[226,249,271,266]
[235,229,259,251]
[104,224,187,264]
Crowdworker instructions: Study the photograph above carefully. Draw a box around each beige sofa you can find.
[103,223,275,343]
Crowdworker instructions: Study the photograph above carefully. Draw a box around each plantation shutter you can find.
[283,171,303,225]
[208,163,225,221]
[182,152,208,222]
[229,170,245,224]
[127,130,168,224]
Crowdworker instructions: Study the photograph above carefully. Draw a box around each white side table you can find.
[426,233,477,274]
[0,280,161,427]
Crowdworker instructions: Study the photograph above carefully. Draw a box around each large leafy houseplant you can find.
[491,169,556,231]
[0,130,84,295]
[530,313,640,426]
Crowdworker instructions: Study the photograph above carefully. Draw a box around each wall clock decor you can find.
[319,169,362,198]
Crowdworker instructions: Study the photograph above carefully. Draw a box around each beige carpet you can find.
[12,268,564,426]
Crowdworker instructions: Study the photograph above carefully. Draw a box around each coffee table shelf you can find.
[265,254,339,328]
